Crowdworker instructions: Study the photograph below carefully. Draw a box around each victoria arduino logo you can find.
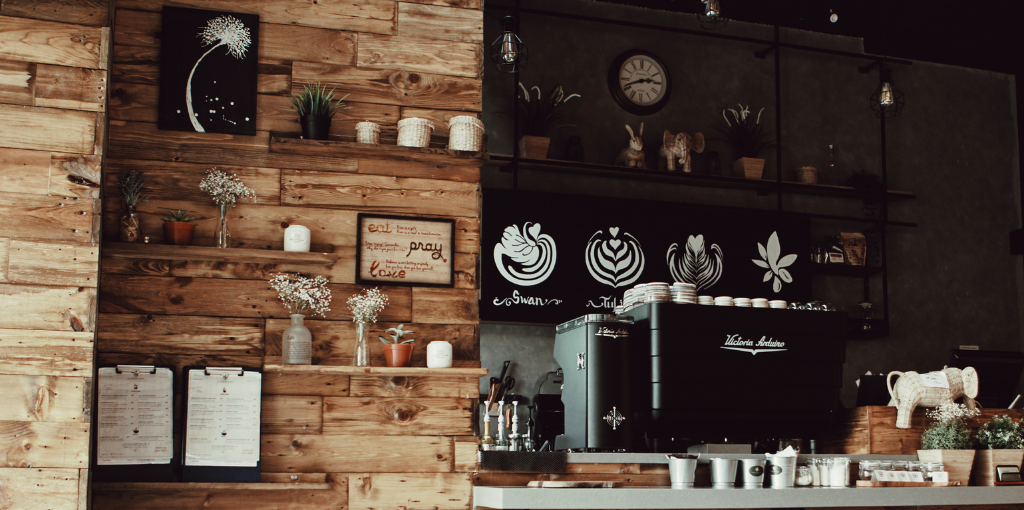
[596,326,629,339]
[720,334,786,355]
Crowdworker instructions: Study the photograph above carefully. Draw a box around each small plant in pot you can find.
[918,402,979,485]
[161,209,196,245]
[291,82,350,140]
[516,83,580,159]
[972,415,1024,486]
[379,324,415,367]
[717,103,776,179]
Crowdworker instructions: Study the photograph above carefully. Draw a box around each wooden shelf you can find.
[810,264,884,277]
[103,243,339,267]
[264,362,488,378]
[270,132,484,160]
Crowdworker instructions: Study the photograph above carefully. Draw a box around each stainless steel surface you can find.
[667,455,698,487]
[766,455,797,489]
[709,458,739,487]
[738,458,766,488]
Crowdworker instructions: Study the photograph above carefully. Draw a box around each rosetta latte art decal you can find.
[666,234,724,291]
[493,222,557,286]
[585,227,645,288]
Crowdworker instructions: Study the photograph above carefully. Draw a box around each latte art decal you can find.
[493,222,557,286]
[585,227,645,288]
[666,234,723,291]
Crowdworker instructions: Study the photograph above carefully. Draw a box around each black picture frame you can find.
[355,214,456,288]
[607,49,672,116]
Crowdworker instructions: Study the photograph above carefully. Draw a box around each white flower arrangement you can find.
[926,402,980,423]
[269,273,332,318]
[347,287,389,324]
[199,168,256,207]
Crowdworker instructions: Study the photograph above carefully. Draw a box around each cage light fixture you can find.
[870,68,904,118]
[490,16,528,73]
[697,0,728,30]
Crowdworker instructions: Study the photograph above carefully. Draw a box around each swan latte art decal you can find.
[493,222,557,286]
[585,227,645,288]
[666,234,724,291]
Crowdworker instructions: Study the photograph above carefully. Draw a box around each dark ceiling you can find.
[597,0,1017,75]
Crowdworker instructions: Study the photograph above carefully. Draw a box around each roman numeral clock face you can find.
[608,50,671,115]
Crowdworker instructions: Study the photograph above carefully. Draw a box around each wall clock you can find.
[608,50,671,116]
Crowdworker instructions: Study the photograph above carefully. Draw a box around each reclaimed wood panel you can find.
[258,62,291,95]
[0,16,105,69]
[262,395,323,434]
[0,237,7,283]
[0,329,93,377]
[0,193,95,243]
[265,320,477,367]
[91,481,347,510]
[0,375,87,423]
[281,170,480,217]
[260,434,452,473]
[6,240,99,287]
[453,438,477,472]
[356,156,481,183]
[33,64,106,112]
[0,467,80,510]
[260,472,330,483]
[96,313,264,355]
[397,3,483,43]
[349,472,472,510]
[400,0,482,9]
[322,397,473,435]
[49,154,102,199]
[0,0,109,27]
[99,274,412,322]
[0,285,94,332]
[100,243,339,281]
[269,136,483,176]
[116,0,397,34]
[0,104,98,154]
[0,148,50,196]
[262,371,350,397]
[104,158,282,205]
[258,93,400,135]
[95,353,264,382]
[0,420,89,468]
[292,63,481,111]
[0,59,33,105]
[412,287,478,324]
[349,375,479,398]
[356,33,481,78]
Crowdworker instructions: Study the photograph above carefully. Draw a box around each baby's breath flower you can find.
[270,273,331,318]
[200,168,256,207]
[347,287,388,324]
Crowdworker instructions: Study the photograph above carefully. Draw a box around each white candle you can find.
[284,225,311,252]
[427,341,453,368]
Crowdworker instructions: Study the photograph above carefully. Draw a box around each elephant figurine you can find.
[886,366,978,429]
[659,130,705,172]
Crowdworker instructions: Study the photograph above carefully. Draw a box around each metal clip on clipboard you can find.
[115,364,157,374]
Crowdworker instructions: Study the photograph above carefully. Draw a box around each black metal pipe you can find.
[774,24,783,214]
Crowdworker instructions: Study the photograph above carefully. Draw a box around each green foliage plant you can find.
[162,209,195,223]
[716,104,777,159]
[118,170,149,209]
[516,84,581,136]
[920,402,979,450]
[975,415,1024,449]
[291,82,351,118]
[379,324,415,345]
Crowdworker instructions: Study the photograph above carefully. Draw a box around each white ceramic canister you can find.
[426,340,453,368]
[284,225,311,252]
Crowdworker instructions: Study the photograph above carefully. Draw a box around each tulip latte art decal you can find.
[493,222,557,286]
[585,227,645,288]
[666,234,723,291]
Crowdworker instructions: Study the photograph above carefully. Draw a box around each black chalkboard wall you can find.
[481,188,811,323]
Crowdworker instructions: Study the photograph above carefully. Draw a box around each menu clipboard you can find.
[181,366,262,482]
[93,365,174,482]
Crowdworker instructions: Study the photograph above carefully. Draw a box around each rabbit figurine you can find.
[659,129,705,172]
[614,123,646,169]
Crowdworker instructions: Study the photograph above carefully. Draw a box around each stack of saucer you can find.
[714,296,734,306]
[734,297,752,308]
[614,305,625,315]
[671,283,696,304]
[645,282,672,303]
[697,295,714,305]
[623,288,636,309]
[769,299,788,309]
[752,298,769,308]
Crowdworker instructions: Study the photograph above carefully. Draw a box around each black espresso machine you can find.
[554,303,847,451]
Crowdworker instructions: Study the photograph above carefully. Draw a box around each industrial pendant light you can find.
[490,16,528,73]
[870,67,904,118]
[696,0,728,30]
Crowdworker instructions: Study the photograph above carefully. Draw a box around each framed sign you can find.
[356,214,455,287]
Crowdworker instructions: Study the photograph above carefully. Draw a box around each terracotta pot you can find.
[918,449,976,485]
[162,221,196,245]
[518,135,551,159]
[732,157,765,179]
[972,449,1024,486]
[383,343,415,367]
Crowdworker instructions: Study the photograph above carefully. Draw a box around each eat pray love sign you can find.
[356,214,455,287]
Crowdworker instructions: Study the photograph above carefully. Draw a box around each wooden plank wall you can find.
[92,0,483,508]
[0,1,110,508]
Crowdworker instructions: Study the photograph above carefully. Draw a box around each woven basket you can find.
[355,121,380,144]
[796,165,818,184]
[397,117,435,148]
[447,116,484,151]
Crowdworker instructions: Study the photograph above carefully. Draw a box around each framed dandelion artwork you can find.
[158,6,259,136]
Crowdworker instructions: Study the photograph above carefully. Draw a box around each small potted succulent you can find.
[973,415,1024,486]
[917,402,979,486]
[291,82,351,140]
[161,209,196,245]
[379,324,415,368]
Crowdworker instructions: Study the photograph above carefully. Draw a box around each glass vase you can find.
[282,314,312,365]
[216,203,230,248]
[354,321,370,367]
[119,206,142,243]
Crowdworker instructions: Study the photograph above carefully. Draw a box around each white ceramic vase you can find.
[282,314,312,365]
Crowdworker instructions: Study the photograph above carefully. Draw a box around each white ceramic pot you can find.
[284,225,311,252]
[426,340,453,368]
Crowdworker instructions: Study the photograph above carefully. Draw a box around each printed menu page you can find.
[96,367,173,465]
[183,368,262,467]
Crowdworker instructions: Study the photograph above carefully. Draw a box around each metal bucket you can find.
[667,454,698,488]
[765,454,797,489]
[709,458,738,488]
[738,458,766,488]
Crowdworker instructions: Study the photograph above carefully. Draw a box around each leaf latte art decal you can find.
[493,222,557,286]
[667,235,724,291]
[752,231,797,293]
[585,227,645,288]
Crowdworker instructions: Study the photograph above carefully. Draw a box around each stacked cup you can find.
[697,295,714,305]
[769,300,788,309]
[734,297,752,308]
[752,298,769,308]
[645,283,671,303]
[709,458,739,489]
[671,283,696,304]
[714,296,734,307]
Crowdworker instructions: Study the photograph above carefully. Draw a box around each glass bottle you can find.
[282,314,312,365]
[827,144,838,186]
[119,205,143,243]
[354,321,370,367]
[216,203,231,248]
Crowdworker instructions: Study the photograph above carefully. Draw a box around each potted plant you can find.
[161,209,196,245]
[717,104,776,179]
[972,415,1024,486]
[118,170,149,243]
[516,83,580,159]
[379,324,415,368]
[291,82,350,140]
[917,402,979,485]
